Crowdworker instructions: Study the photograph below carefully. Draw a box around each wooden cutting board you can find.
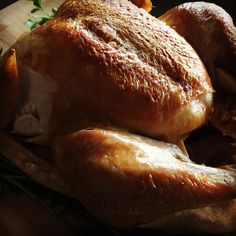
[0,0,64,52]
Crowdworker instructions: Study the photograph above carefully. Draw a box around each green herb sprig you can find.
[26,0,57,30]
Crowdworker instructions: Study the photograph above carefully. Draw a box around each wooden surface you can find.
[0,0,64,52]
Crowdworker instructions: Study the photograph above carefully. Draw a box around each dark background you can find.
[0,0,15,9]
[150,0,235,23]
[0,0,235,22]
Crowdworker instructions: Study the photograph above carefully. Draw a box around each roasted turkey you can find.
[0,0,236,233]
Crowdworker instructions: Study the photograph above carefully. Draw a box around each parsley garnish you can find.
[26,0,57,30]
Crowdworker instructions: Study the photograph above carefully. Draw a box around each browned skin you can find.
[0,0,235,232]
[143,199,236,233]
[159,2,236,139]
[131,0,152,12]
[13,0,213,142]
[53,128,236,228]
[159,2,236,80]
[0,49,20,128]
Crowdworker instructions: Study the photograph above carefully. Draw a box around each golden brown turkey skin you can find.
[143,199,236,233]
[159,2,236,139]
[159,2,236,81]
[13,0,213,143]
[2,0,235,232]
[53,128,236,228]
[131,0,152,12]
[0,49,19,129]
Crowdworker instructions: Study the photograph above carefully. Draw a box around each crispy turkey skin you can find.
[12,0,213,144]
[0,0,235,233]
